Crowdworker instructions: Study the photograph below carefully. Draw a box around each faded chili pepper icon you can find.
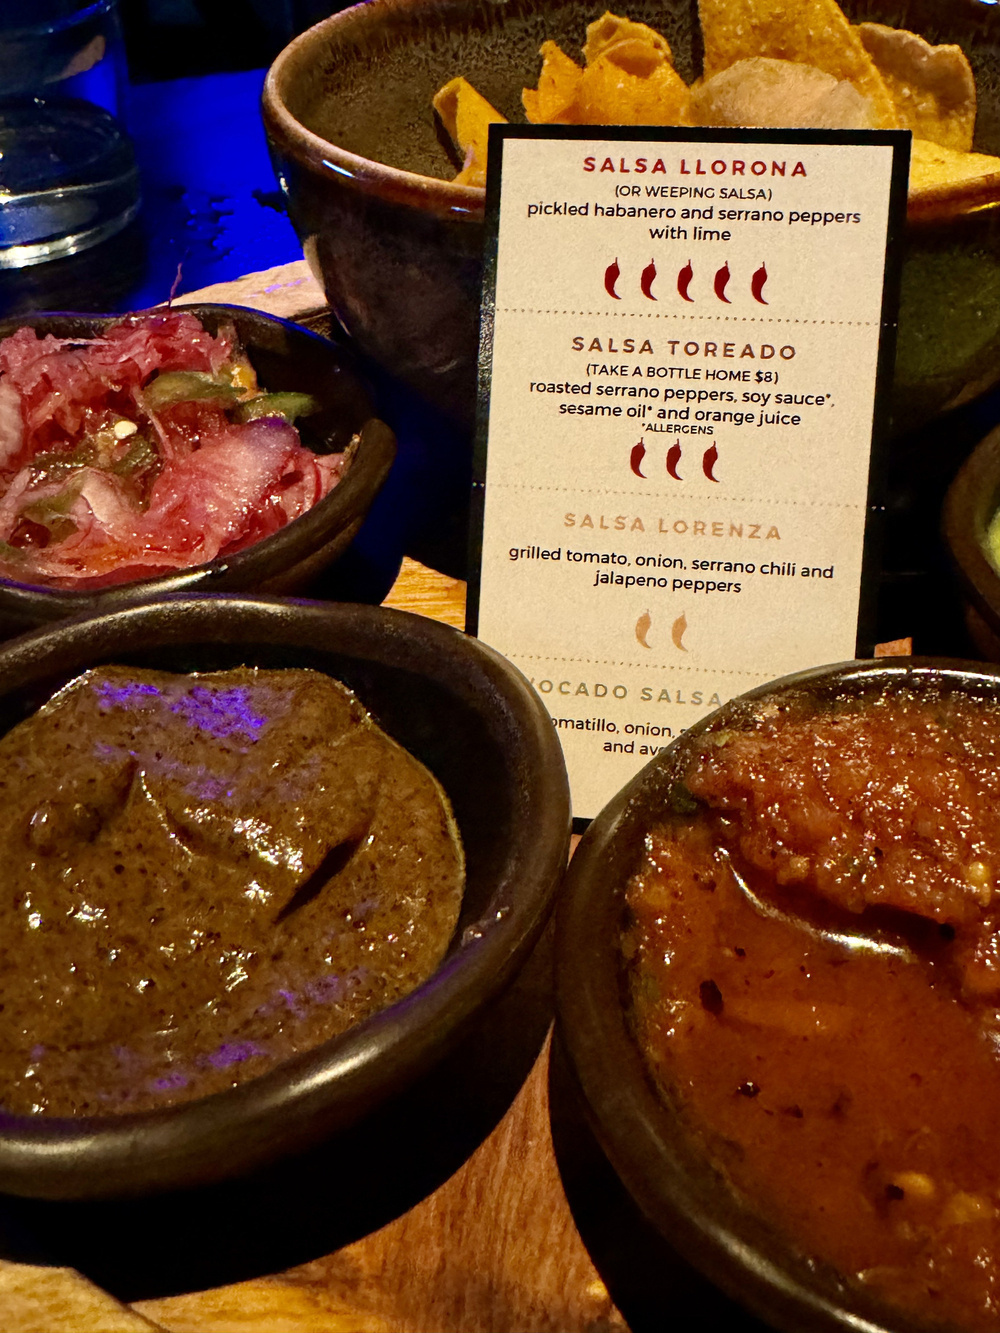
[604,258,621,299]
[666,442,683,480]
[635,610,652,649]
[751,262,768,304]
[640,260,657,300]
[703,443,719,482]
[630,439,646,478]
[671,613,688,651]
[677,260,694,302]
[714,262,731,304]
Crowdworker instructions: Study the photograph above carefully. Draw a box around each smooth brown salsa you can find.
[0,666,464,1115]
[624,686,1000,1330]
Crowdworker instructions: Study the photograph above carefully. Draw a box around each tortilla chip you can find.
[432,76,507,187]
[908,138,1000,219]
[910,139,1000,192]
[874,637,913,657]
[572,55,691,125]
[598,36,672,79]
[582,12,672,67]
[697,0,899,128]
[525,20,690,127]
[691,57,878,129]
[857,23,975,152]
[523,40,584,124]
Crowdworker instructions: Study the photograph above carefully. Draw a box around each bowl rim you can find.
[0,304,396,621]
[0,593,571,1199]
[262,0,485,222]
[261,0,1000,225]
[556,655,1000,1333]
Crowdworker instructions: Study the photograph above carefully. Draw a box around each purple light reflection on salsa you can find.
[170,686,268,741]
[153,1071,189,1092]
[96,680,162,710]
[206,1040,265,1069]
[278,987,307,1019]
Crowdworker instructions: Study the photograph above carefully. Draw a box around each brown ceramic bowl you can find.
[557,657,1000,1333]
[263,0,1000,434]
[0,594,571,1200]
[0,305,396,637]
[943,423,1000,659]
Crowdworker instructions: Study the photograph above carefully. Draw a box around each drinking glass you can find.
[0,0,140,268]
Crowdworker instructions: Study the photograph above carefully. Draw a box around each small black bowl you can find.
[943,423,1000,659]
[0,305,396,637]
[557,657,1000,1333]
[0,594,571,1200]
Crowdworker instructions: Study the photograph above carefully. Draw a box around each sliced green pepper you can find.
[143,371,243,411]
[232,392,319,424]
[111,434,158,479]
[21,484,81,543]
[19,514,77,544]
[31,441,99,474]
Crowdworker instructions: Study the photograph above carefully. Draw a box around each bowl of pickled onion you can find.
[0,304,396,636]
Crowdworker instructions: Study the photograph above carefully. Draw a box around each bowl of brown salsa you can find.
[0,593,570,1199]
[558,658,1000,1333]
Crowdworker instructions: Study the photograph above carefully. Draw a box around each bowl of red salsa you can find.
[558,658,1000,1333]
[0,304,396,637]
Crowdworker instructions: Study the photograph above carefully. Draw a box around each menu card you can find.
[468,126,909,821]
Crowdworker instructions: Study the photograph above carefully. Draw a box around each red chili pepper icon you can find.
[605,259,621,300]
[640,260,657,301]
[751,263,768,305]
[630,440,646,478]
[666,443,683,480]
[714,262,731,304]
[703,443,719,482]
[677,260,694,303]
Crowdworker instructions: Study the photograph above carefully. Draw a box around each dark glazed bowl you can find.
[0,595,571,1200]
[943,425,1000,659]
[556,657,1000,1333]
[263,0,1000,434]
[0,306,396,637]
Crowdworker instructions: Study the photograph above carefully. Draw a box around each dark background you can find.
[120,0,334,82]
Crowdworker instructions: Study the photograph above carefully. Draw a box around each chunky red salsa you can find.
[624,685,1000,1330]
[0,312,346,589]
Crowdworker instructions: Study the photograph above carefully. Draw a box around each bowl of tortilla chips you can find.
[264,0,1000,433]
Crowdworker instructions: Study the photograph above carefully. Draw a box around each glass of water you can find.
[0,0,140,269]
